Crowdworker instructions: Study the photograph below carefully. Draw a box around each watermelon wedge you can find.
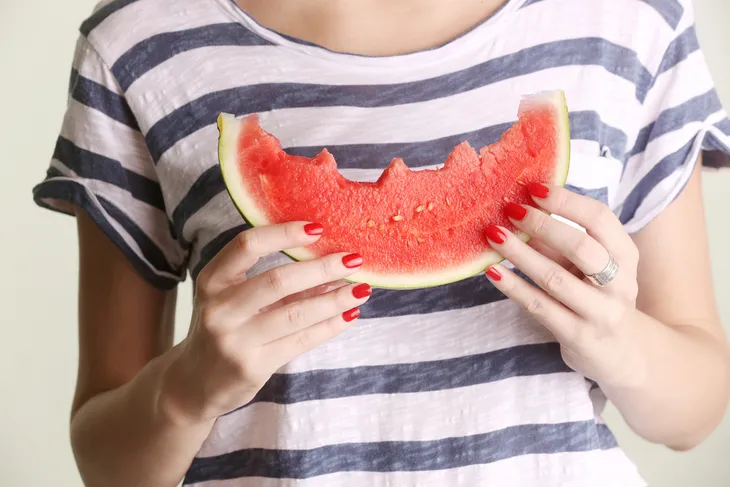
[217,91,570,289]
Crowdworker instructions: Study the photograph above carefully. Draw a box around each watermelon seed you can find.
[367,220,375,228]
[392,215,404,222]
[503,197,510,202]
[417,237,425,243]
[379,224,386,232]
[445,197,452,206]
[415,205,425,213]
[427,202,435,211]
[517,180,525,186]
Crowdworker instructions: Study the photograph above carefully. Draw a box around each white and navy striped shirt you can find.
[34,0,730,485]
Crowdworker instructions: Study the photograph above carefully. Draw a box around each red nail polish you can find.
[505,202,528,221]
[304,223,324,236]
[342,307,361,322]
[486,267,502,281]
[342,253,364,268]
[352,283,372,299]
[485,225,506,244]
[527,183,550,199]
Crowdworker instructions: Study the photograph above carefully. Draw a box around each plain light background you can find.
[1,1,728,485]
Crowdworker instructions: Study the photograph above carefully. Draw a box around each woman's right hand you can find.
[160,221,371,424]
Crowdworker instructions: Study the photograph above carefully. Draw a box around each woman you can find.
[33,0,730,485]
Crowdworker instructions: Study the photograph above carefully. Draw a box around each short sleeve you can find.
[616,3,730,234]
[32,36,188,289]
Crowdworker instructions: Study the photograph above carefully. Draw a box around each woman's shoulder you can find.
[519,0,694,52]
[77,0,237,68]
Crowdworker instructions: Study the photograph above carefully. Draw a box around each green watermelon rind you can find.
[217,90,571,289]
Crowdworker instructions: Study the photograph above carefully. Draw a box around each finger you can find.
[259,280,348,313]
[261,307,361,369]
[229,252,364,317]
[527,238,580,276]
[249,282,371,345]
[525,184,635,262]
[505,202,612,277]
[195,221,324,297]
[485,263,582,343]
[485,224,603,319]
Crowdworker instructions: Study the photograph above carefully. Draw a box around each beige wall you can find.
[1,1,728,485]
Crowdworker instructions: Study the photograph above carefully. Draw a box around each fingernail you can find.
[486,266,502,281]
[304,222,324,236]
[485,225,506,244]
[352,283,372,299]
[342,253,364,268]
[505,202,527,221]
[527,183,550,199]
[342,307,361,322]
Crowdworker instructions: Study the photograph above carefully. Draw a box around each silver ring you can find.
[586,252,619,287]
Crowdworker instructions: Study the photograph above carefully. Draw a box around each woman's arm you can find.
[68,212,371,487]
[604,158,730,450]
[481,157,730,451]
[69,211,214,487]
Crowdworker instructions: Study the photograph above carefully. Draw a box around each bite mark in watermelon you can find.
[218,91,571,289]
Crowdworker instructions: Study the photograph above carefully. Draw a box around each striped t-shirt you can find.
[34,0,730,485]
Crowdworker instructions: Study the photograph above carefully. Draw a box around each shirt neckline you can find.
[214,0,524,67]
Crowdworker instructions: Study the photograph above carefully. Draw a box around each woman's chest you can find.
[234,0,509,57]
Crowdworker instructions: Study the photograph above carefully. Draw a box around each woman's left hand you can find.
[484,183,646,389]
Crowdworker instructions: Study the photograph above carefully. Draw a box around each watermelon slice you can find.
[217,91,570,289]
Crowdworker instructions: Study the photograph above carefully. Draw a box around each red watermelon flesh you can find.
[218,91,570,289]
